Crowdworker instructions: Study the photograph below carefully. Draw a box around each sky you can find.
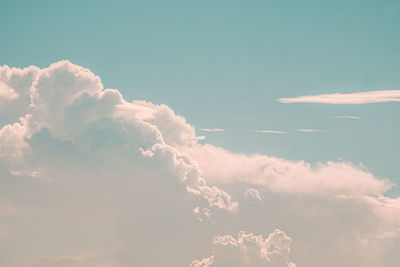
[0,1,400,266]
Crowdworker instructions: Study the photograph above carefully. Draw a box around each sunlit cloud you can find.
[296,129,324,133]
[277,90,400,104]
[1,61,399,267]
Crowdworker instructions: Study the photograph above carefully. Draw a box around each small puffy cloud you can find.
[0,64,40,124]
[190,229,296,267]
[277,90,400,104]
[0,80,19,104]
[244,188,262,201]
[0,118,30,160]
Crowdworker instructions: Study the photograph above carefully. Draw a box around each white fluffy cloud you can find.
[0,80,19,104]
[190,229,296,267]
[183,144,392,198]
[0,61,236,213]
[0,61,399,267]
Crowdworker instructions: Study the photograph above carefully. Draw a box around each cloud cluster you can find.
[0,61,399,267]
[190,229,296,267]
[0,61,236,214]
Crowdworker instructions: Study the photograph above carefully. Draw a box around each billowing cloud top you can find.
[0,61,399,267]
[190,229,296,267]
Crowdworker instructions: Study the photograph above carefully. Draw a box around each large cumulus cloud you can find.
[0,61,399,267]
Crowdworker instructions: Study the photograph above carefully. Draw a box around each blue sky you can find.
[1,1,399,185]
[1,1,400,266]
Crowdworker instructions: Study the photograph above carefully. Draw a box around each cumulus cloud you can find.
[0,61,239,266]
[183,144,391,197]
[0,80,19,104]
[277,90,400,104]
[0,61,399,267]
[0,61,237,214]
[0,117,30,159]
[190,229,296,267]
[0,65,40,123]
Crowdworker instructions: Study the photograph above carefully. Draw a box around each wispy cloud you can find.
[236,118,254,121]
[199,128,225,132]
[296,129,324,133]
[331,116,361,120]
[277,90,400,104]
[254,130,288,134]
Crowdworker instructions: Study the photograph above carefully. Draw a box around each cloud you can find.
[200,128,225,132]
[244,188,262,201]
[0,80,19,104]
[183,144,391,198]
[254,130,288,134]
[32,254,113,267]
[295,129,324,133]
[0,60,242,267]
[0,61,399,267]
[277,90,400,104]
[190,229,296,267]
[0,118,30,159]
[236,118,253,121]
[331,116,361,119]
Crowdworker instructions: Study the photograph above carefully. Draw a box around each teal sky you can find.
[1,0,399,194]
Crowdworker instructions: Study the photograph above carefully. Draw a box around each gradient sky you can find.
[1,1,400,266]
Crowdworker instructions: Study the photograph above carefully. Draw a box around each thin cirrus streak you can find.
[296,129,324,133]
[199,128,225,132]
[254,130,288,134]
[277,90,400,104]
[331,116,361,119]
